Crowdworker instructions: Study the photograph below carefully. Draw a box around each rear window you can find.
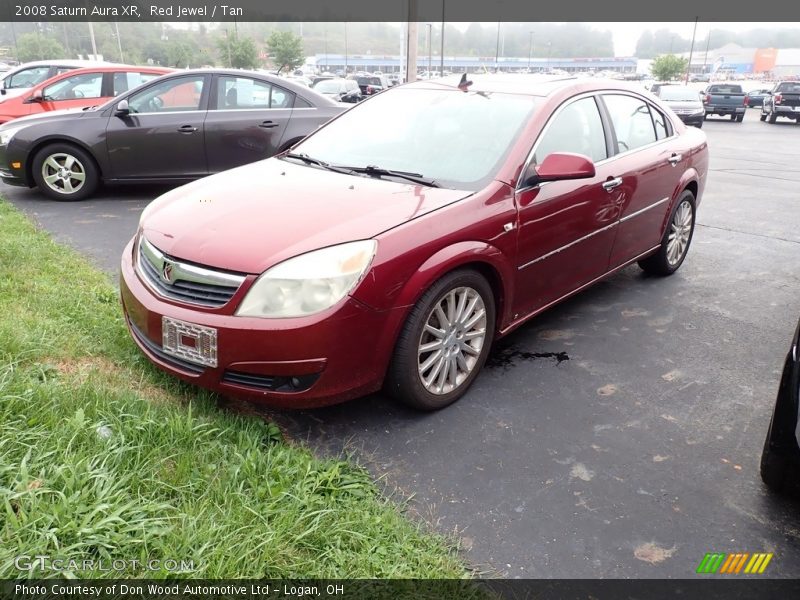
[357,77,382,86]
[775,82,800,93]
[707,85,743,94]
[314,80,343,93]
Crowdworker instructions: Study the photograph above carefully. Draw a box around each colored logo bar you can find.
[696,552,773,574]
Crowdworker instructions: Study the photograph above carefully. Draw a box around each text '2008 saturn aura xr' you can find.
[121,75,709,411]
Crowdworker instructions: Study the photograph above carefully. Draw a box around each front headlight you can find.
[0,124,26,146]
[236,240,377,318]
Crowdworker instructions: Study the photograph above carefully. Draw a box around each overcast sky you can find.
[560,22,796,56]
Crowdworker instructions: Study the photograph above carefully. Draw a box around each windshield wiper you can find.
[282,152,356,176]
[336,164,440,188]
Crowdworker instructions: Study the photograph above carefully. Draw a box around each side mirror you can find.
[26,90,43,103]
[527,152,596,186]
[115,99,130,116]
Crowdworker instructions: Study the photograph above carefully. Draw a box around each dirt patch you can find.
[634,542,676,564]
[53,356,175,404]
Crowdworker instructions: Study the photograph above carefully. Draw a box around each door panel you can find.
[512,95,620,318]
[204,75,292,173]
[513,166,623,317]
[600,95,682,266]
[105,75,208,180]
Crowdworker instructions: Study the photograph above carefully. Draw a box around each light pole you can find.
[528,31,533,71]
[113,22,124,63]
[703,31,711,75]
[546,42,552,72]
[685,17,699,84]
[495,22,501,72]
[344,22,348,74]
[426,23,432,77]
[440,1,445,76]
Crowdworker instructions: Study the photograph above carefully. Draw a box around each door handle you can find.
[668,153,683,166]
[177,125,198,133]
[259,121,279,129]
[602,177,623,192]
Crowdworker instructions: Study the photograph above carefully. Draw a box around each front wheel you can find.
[31,143,99,201]
[760,111,767,121]
[385,269,496,411]
[768,111,778,124]
[638,190,696,276]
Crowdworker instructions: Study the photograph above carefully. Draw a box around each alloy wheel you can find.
[667,199,693,266]
[40,152,87,195]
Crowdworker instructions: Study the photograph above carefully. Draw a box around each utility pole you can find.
[703,31,711,75]
[113,22,124,63]
[528,31,533,71]
[88,22,98,59]
[344,22,348,74]
[685,17,699,84]
[440,0,445,76]
[495,22,501,72]
[406,20,418,82]
[427,23,432,77]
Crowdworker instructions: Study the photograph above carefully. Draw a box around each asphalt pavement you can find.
[4,108,800,578]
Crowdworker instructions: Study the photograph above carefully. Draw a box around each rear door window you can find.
[601,94,657,154]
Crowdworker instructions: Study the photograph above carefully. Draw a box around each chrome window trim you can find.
[517,221,619,271]
[516,89,679,193]
[139,237,245,289]
[123,109,207,117]
[619,196,670,223]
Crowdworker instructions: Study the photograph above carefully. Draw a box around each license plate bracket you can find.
[162,316,218,367]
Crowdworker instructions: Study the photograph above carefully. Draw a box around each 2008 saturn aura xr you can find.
[120,76,709,411]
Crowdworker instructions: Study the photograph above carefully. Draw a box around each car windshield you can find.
[660,87,701,102]
[292,87,538,190]
[314,80,343,93]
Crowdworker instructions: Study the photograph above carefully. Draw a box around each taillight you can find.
[704,94,711,104]
[774,93,783,105]
[366,85,374,94]
[744,95,749,106]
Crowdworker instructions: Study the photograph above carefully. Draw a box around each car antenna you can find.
[458,73,473,91]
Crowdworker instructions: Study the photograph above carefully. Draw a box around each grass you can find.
[0,199,473,583]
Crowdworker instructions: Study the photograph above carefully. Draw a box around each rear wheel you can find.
[760,416,795,493]
[730,113,736,121]
[638,190,695,276]
[736,114,744,122]
[768,110,778,124]
[760,111,767,121]
[31,143,99,201]
[385,269,495,411]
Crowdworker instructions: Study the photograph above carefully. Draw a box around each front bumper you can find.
[0,141,30,187]
[765,320,800,464]
[120,238,402,408]
[676,114,704,126]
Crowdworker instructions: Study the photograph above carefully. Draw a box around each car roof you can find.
[404,74,648,98]
[8,59,112,70]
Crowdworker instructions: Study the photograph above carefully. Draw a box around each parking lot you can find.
[4,106,800,578]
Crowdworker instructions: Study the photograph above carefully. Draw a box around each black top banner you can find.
[2,0,800,22]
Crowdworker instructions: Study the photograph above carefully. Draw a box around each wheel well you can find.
[26,139,102,184]
[458,261,506,330]
[683,180,698,199]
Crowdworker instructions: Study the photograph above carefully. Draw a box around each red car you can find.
[121,76,708,411]
[0,66,172,124]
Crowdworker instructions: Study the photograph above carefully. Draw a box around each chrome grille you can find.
[137,236,245,308]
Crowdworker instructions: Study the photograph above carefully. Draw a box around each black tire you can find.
[760,111,767,121]
[768,111,778,124]
[703,113,708,120]
[31,143,99,201]
[761,416,792,492]
[736,114,744,122]
[730,113,736,121]
[696,121,703,129]
[638,190,696,276]
[385,269,496,411]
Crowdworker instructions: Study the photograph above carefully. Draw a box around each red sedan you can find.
[121,76,708,410]
[0,66,172,124]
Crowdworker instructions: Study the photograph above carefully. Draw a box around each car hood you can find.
[663,99,703,109]
[0,106,95,129]
[140,158,473,274]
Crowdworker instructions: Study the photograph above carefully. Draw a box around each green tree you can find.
[266,30,304,72]
[217,34,260,69]
[650,54,689,81]
[16,32,67,62]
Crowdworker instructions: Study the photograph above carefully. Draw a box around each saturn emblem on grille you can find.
[161,261,175,283]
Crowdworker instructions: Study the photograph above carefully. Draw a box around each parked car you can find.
[0,69,344,200]
[353,75,389,96]
[657,85,705,128]
[120,77,708,410]
[744,88,772,108]
[0,66,171,124]
[0,59,110,100]
[760,81,800,124]
[312,78,362,103]
[761,318,800,497]
[702,84,746,121]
